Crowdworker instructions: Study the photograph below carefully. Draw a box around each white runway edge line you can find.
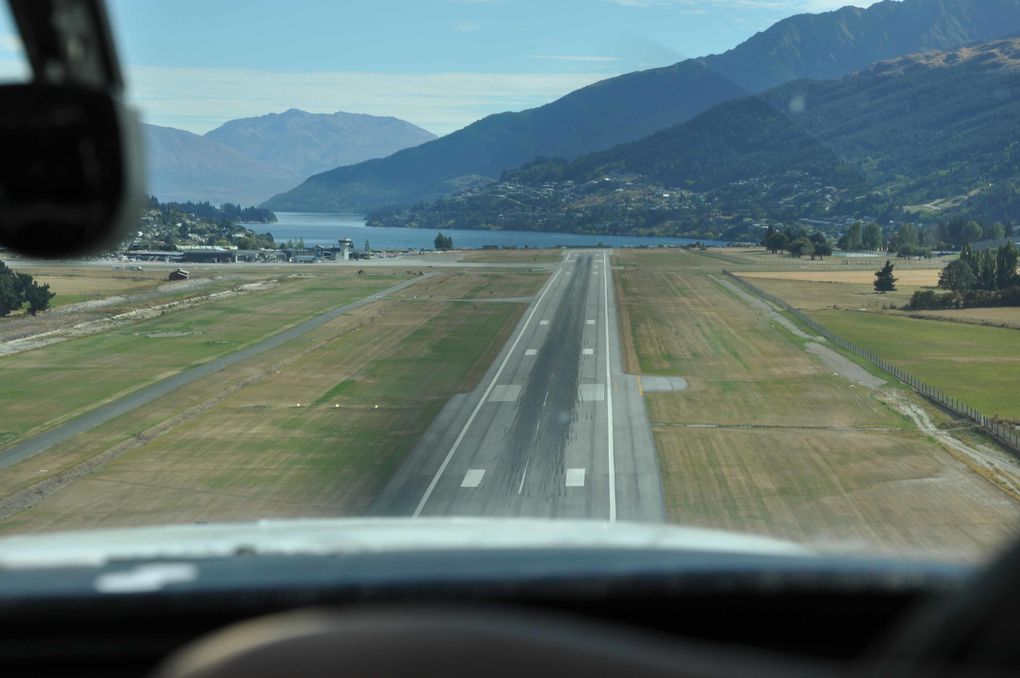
[604,251,617,522]
[413,266,564,517]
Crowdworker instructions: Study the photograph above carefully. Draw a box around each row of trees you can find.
[888,219,1013,257]
[836,222,884,251]
[767,218,1014,261]
[762,226,832,259]
[146,197,276,225]
[909,243,1020,310]
[938,243,1019,292]
[0,262,55,317]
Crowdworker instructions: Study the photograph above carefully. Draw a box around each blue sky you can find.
[0,1,880,135]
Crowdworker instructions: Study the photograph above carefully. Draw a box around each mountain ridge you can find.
[370,37,1020,237]
[142,124,299,207]
[266,0,1020,213]
[205,109,437,179]
[145,110,435,206]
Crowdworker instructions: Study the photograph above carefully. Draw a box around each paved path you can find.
[372,251,664,522]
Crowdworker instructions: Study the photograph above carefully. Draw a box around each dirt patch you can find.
[805,342,886,390]
[880,391,1020,503]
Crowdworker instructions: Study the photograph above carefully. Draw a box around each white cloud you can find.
[124,65,617,136]
[533,55,621,63]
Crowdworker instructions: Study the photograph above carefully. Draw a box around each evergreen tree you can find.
[995,242,1018,289]
[24,281,55,316]
[874,260,897,293]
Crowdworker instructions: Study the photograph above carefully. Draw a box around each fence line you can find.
[721,271,1020,456]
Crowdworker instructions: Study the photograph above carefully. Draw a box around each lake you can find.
[248,212,725,250]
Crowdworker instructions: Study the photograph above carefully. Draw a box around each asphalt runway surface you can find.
[372,251,664,521]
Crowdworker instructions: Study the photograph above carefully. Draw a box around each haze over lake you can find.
[257,212,723,250]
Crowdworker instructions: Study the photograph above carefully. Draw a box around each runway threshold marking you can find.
[565,468,586,487]
[461,469,485,488]
[604,251,617,522]
[412,267,564,517]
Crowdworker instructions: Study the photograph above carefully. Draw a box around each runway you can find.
[372,251,664,521]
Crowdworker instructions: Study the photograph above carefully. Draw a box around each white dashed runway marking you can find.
[566,468,586,487]
[461,470,485,488]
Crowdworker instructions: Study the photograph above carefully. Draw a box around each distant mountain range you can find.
[266,0,1020,213]
[371,37,1020,237]
[143,110,436,206]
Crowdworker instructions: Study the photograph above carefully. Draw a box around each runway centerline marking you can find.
[461,470,485,488]
[539,320,550,326]
[518,461,529,494]
[582,348,594,356]
[525,349,538,356]
[566,468,586,487]
[586,319,595,325]
[412,267,563,517]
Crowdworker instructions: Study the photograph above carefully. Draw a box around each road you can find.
[0,274,430,471]
[372,251,664,521]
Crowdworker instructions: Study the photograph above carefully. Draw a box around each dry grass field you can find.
[614,248,1019,562]
[0,268,537,534]
[740,277,914,310]
[706,247,955,271]
[5,265,199,308]
[389,268,547,301]
[741,269,940,286]
[458,248,562,264]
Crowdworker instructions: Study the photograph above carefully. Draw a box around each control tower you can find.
[338,238,354,261]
